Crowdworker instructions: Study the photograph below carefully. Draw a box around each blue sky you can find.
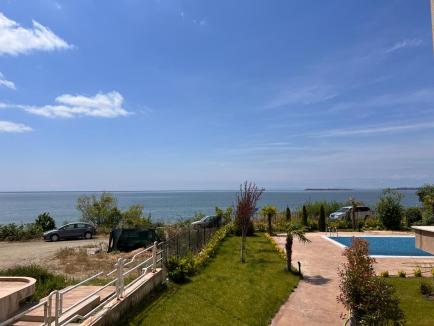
[0,0,433,191]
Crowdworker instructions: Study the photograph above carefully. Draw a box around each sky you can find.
[0,0,433,191]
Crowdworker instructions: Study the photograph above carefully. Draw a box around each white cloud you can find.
[384,38,423,54]
[24,91,131,118]
[313,121,434,137]
[0,12,72,55]
[0,72,15,90]
[0,120,32,133]
[265,84,338,109]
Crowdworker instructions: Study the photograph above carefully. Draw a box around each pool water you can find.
[328,236,434,256]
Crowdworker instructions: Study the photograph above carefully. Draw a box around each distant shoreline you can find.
[304,188,353,191]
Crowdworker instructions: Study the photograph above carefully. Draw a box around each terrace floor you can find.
[270,231,434,326]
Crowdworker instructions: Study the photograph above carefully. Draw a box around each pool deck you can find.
[270,231,434,326]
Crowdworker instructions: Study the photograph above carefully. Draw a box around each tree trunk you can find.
[285,235,293,271]
[240,229,246,263]
[352,207,356,230]
[267,214,272,235]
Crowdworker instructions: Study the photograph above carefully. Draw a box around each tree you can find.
[405,207,422,226]
[121,204,151,227]
[348,197,361,230]
[416,184,434,203]
[35,212,55,232]
[285,206,291,222]
[285,223,310,271]
[215,206,233,225]
[318,205,326,232]
[338,238,404,325]
[376,189,404,230]
[301,205,308,226]
[260,205,278,235]
[235,181,264,263]
[423,194,434,215]
[76,192,122,228]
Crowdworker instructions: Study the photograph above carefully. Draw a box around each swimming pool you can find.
[328,236,434,257]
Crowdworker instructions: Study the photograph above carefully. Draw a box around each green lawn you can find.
[120,234,299,326]
[387,278,434,326]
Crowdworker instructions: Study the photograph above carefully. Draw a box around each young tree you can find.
[76,192,122,228]
[285,223,310,271]
[416,184,434,203]
[285,206,291,222]
[260,205,278,235]
[35,212,55,232]
[376,189,404,230]
[318,204,326,232]
[301,205,308,226]
[235,181,264,263]
[338,238,404,325]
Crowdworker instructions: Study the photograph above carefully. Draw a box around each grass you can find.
[119,234,300,326]
[0,264,73,300]
[387,277,434,326]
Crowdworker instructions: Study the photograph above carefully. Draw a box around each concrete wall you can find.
[415,229,434,254]
[81,269,164,326]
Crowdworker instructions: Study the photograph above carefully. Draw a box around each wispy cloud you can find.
[265,83,338,109]
[0,120,32,133]
[313,121,434,137]
[0,12,72,55]
[384,38,423,54]
[23,91,131,118]
[0,72,15,90]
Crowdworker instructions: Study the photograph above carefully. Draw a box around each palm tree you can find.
[348,197,362,230]
[260,205,278,235]
[285,223,311,272]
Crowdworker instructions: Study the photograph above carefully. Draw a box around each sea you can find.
[0,189,421,225]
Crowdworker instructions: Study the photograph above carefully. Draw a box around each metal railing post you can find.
[58,292,63,315]
[152,241,157,272]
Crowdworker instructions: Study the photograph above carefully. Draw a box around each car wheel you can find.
[51,234,59,242]
[84,232,92,239]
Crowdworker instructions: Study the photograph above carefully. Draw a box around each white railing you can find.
[2,241,165,326]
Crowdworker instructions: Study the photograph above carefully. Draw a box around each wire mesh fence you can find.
[163,226,219,258]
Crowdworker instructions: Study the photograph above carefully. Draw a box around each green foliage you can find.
[380,271,389,278]
[363,217,383,230]
[398,270,406,278]
[76,192,121,227]
[261,204,278,235]
[285,206,291,221]
[420,281,433,296]
[302,205,308,226]
[414,268,422,277]
[215,206,233,224]
[35,212,56,232]
[416,184,434,203]
[302,200,342,219]
[0,223,42,241]
[0,265,72,300]
[318,205,326,232]
[376,189,404,230]
[166,224,233,283]
[338,238,404,325]
[405,207,423,226]
[121,204,152,228]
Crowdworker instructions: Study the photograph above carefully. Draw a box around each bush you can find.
[398,270,406,278]
[234,220,254,236]
[165,256,190,283]
[35,212,56,232]
[0,223,42,241]
[363,217,382,230]
[318,205,326,232]
[338,238,404,325]
[380,271,389,278]
[376,189,404,230]
[0,265,72,300]
[405,207,423,226]
[414,268,422,277]
[301,205,308,226]
[420,281,433,296]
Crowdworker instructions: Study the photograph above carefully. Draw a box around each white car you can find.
[329,206,372,220]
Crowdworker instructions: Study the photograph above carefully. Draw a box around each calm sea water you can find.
[0,190,420,225]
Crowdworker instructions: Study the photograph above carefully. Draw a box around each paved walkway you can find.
[271,233,346,326]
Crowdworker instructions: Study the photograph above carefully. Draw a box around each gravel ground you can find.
[0,237,109,269]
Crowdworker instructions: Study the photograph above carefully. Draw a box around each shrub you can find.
[363,217,382,230]
[0,223,42,241]
[414,268,422,277]
[285,206,291,221]
[420,281,433,296]
[0,265,72,300]
[318,205,326,232]
[376,189,404,230]
[301,205,308,226]
[165,256,189,283]
[338,238,404,325]
[432,268,434,277]
[398,270,406,278]
[380,271,389,278]
[405,207,423,226]
[35,212,56,232]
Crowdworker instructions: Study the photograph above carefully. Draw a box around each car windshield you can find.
[337,207,350,213]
